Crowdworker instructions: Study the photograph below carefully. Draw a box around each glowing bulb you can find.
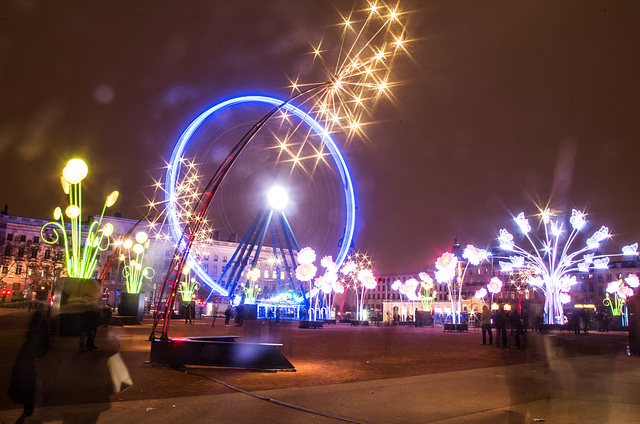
[123,239,133,249]
[53,207,62,220]
[135,231,148,244]
[62,158,88,184]
[60,176,70,194]
[65,205,80,219]
[105,190,119,207]
[119,254,125,261]
[133,243,144,254]
[102,223,114,237]
[267,186,288,210]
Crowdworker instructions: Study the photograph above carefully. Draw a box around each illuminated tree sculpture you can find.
[119,231,155,294]
[497,208,638,324]
[41,158,118,279]
[242,268,263,305]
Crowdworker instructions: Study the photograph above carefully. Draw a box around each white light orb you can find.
[102,223,114,237]
[133,243,144,254]
[62,158,88,184]
[65,205,80,219]
[123,239,133,249]
[135,231,148,244]
[267,186,288,210]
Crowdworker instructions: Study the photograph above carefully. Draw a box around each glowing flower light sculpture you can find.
[41,159,118,279]
[497,208,638,324]
[435,245,489,324]
[603,275,637,325]
[242,268,263,305]
[121,231,155,294]
[337,252,375,321]
[178,266,199,303]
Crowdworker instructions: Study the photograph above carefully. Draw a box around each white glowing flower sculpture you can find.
[498,229,514,251]
[296,262,317,281]
[418,272,432,283]
[341,260,356,275]
[606,280,621,294]
[463,244,481,265]
[357,268,377,290]
[321,255,339,273]
[625,274,640,288]
[515,212,531,233]
[400,278,419,297]
[559,292,572,304]
[475,288,487,299]
[577,262,590,272]
[332,280,345,294]
[391,279,402,290]
[622,243,638,256]
[297,247,316,265]
[569,209,586,230]
[487,277,503,294]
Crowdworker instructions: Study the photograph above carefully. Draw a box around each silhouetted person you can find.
[80,300,99,351]
[481,305,493,345]
[224,306,232,326]
[494,304,508,348]
[511,310,523,349]
[184,304,192,324]
[8,309,49,423]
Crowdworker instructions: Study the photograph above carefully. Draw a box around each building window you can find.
[589,282,594,292]
[17,248,24,258]
[16,265,23,275]
[223,256,228,262]
[607,274,612,282]
[4,245,11,256]
[212,265,218,275]
[1,265,8,274]
[597,275,603,282]
[13,283,21,291]
[31,248,38,259]
[20,235,26,242]
[44,250,51,259]
[33,236,39,243]
[214,254,218,261]
[6,233,13,241]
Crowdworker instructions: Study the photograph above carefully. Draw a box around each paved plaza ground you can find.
[0,308,639,423]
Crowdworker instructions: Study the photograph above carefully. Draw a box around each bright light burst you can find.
[284,0,411,159]
[496,207,637,324]
[146,158,219,259]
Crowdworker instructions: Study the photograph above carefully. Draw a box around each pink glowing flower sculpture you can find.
[296,262,317,282]
[487,277,503,294]
[625,274,640,288]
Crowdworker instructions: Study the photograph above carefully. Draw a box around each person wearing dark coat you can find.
[494,304,508,348]
[8,310,49,423]
[481,305,493,345]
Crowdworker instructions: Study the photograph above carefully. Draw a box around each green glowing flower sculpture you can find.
[178,266,199,302]
[41,159,118,279]
[120,231,155,294]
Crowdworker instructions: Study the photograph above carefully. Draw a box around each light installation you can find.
[119,231,155,294]
[603,274,637,325]
[150,1,410,340]
[164,96,355,295]
[391,273,435,320]
[496,208,638,324]
[41,159,118,279]
[178,266,199,303]
[434,245,489,324]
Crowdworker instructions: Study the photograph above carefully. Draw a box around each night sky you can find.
[2,0,640,273]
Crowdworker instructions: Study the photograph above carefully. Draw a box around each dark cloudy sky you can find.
[1,0,640,273]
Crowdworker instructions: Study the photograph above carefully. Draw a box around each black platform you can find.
[149,336,296,371]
